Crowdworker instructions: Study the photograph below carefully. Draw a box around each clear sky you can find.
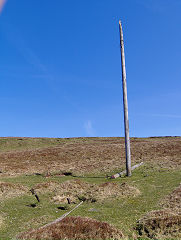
[0,0,181,138]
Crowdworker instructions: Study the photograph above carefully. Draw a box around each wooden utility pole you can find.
[119,20,131,176]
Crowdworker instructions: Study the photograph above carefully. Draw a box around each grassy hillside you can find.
[0,137,181,239]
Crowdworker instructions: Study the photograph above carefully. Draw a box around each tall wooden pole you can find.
[119,20,131,177]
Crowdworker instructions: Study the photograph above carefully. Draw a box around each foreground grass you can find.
[0,165,181,239]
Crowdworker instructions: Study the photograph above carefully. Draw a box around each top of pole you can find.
[119,20,124,42]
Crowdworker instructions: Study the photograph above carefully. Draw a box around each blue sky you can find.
[0,0,181,138]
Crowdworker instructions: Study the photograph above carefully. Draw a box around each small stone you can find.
[88,208,99,212]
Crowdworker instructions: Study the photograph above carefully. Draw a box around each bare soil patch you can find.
[0,182,27,200]
[33,180,140,203]
[17,216,124,240]
[0,137,180,176]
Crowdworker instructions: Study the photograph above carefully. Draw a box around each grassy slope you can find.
[0,137,181,239]
[0,137,71,152]
[0,137,115,152]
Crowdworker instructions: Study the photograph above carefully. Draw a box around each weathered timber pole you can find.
[119,20,131,177]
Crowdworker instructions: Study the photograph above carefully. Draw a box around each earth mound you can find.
[33,180,140,203]
[161,183,181,210]
[137,209,181,239]
[0,182,27,200]
[137,183,181,239]
[17,216,124,240]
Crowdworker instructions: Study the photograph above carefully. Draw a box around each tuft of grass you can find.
[0,215,5,230]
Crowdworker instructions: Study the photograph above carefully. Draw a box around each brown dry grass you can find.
[137,184,181,239]
[17,216,124,240]
[0,216,4,229]
[161,183,181,210]
[137,209,181,239]
[33,179,140,203]
[0,182,27,200]
[0,137,181,176]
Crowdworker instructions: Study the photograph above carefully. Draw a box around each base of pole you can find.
[110,162,144,179]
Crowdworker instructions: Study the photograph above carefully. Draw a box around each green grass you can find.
[0,137,116,152]
[0,137,69,152]
[0,165,181,239]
